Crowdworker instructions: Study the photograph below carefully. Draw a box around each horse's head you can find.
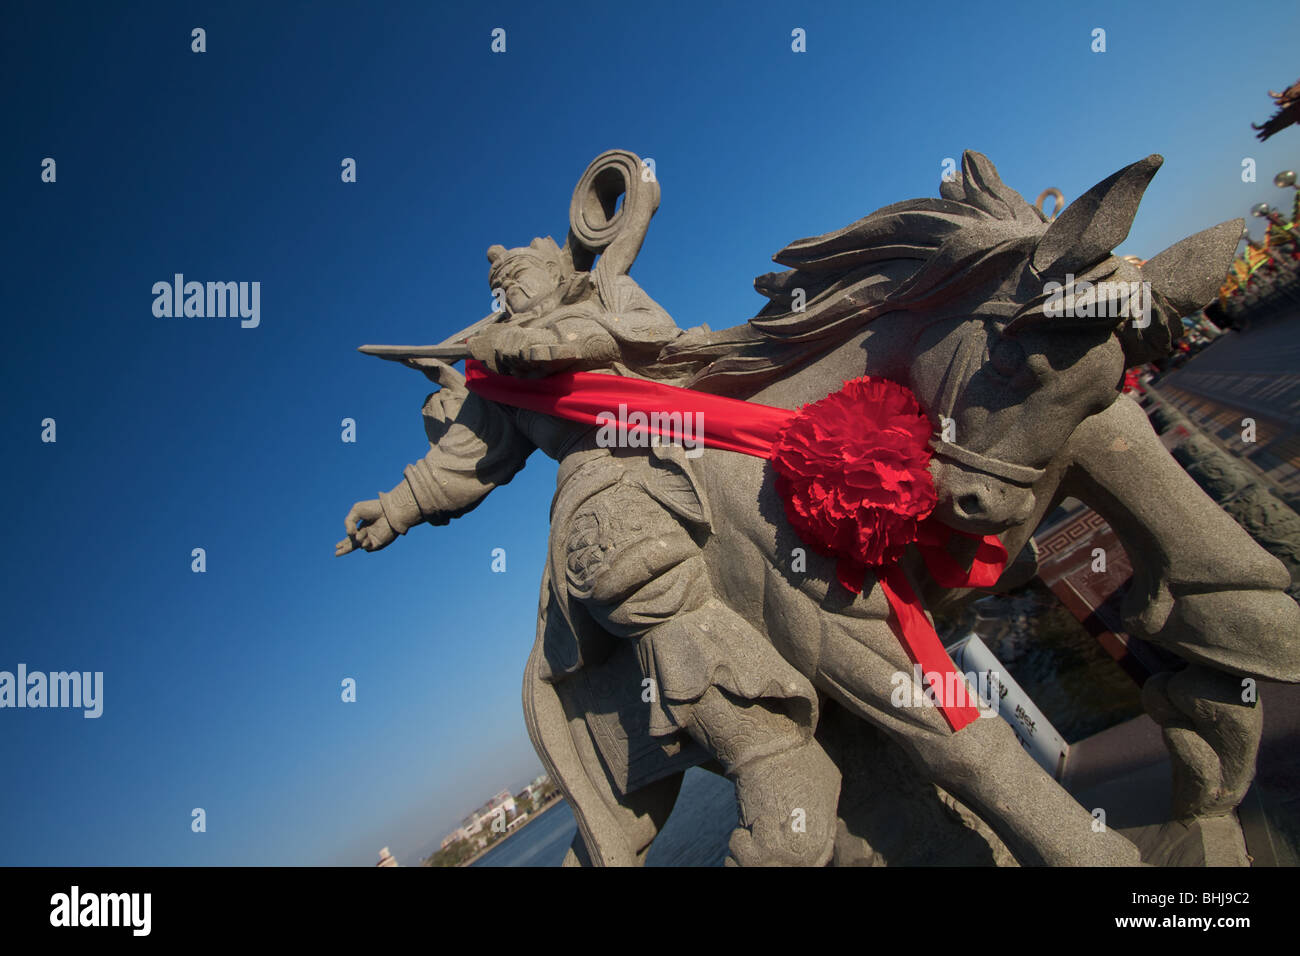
[735,151,1243,534]
[908,304,1128,532]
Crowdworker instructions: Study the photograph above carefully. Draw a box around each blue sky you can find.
[2,0,1297,866]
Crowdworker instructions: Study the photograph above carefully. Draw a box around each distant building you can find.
[376,847,398,867]
[440,828,469,850]
[470,789,516,830]
[452,790,518,840]
[438,785,537,852]
[484,789,516,816]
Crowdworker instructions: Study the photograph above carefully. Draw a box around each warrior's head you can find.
[487,237,568,314]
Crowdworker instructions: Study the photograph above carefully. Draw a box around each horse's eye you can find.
[990,338,1025,377]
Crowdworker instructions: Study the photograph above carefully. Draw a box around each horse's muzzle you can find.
[930,458,1037,534]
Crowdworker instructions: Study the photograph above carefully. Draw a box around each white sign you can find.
[945,632,1069,779]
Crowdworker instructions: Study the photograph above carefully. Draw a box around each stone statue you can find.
[339,149,1300,866]
[339,152,838,866]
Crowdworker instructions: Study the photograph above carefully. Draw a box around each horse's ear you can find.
[955,151,1038,223]
[1032,155,1163,277]
[1141,219,1244,316]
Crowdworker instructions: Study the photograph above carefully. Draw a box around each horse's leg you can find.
[1061,395,1298,839]
[1061,394,1299,681]
[811,612,1142,866]
[1141,665,1262,818]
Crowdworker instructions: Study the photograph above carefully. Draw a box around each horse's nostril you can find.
[957,494,982,515]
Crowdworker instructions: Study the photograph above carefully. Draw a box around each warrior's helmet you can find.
[487,236,567,296]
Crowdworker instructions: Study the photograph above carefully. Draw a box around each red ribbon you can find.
[464,359,1006,732]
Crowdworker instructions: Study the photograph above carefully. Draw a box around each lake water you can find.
[472,768,737,867]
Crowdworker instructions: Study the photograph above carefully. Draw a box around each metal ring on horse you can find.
[1035,188,1065,222]
[569,149,659,254]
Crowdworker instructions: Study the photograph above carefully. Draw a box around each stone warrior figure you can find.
[336,151,841,865]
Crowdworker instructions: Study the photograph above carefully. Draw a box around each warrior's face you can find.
[495,252,561,314]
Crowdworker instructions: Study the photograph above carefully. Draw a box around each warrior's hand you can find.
[405,357,471,440]
[404,357,468,403]
[336,499,397,555]
[467,326,579,376]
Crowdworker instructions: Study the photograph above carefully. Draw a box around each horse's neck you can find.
[744,320,911,410]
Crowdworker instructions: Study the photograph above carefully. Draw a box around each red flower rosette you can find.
[770,377,937,592]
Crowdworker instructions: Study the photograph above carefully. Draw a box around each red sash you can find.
[464,360,1006,731]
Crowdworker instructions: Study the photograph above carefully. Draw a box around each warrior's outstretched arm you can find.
[382,391,534,532]
[337,363,535,555]
[465,276,681,376]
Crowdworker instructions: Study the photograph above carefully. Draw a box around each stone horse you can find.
[512,151,1299,867]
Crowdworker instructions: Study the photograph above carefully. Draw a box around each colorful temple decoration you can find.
[1266,190,1300,247]
[1216,189,1300,308]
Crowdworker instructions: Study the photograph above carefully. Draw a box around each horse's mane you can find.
[653,151,1187,392]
